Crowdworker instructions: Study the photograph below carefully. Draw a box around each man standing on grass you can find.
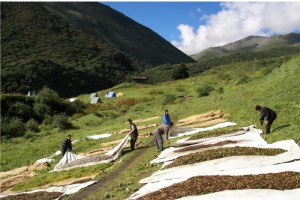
[163,110,171,125]
[255,105,277,134]
[61,134,72,157]
[153,122,173,151]
[128,119,138,150]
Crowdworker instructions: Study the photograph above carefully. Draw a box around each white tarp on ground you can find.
[128,126,300,199]
[0,181,97,199]
[151,126,263,165]
[35,158,55,164]
[170,122,237,138]
[53,133,130,171]
[54,152,85,171]
[177,189,300,200]
[87,133,112,140]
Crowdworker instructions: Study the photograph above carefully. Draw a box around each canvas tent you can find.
[105,92,116,98]
[90,97,102,104]
[27,90,36,96]
[90,92,98,99]
[117,92,124,98]
[69,97,78,102]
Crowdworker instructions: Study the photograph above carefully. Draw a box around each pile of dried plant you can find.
[2,192,63,200]
[166,147,285,169]
[174,140,237,153]
[188,128,242,141]
[138,172,300,200]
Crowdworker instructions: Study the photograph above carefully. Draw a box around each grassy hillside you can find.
[192,33,300,62]
[42,2,195,68]
[1,54,299,173]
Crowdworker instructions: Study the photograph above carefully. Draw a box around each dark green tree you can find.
[172,64,189,80]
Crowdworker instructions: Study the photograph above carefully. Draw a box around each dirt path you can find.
[69,139,155,200]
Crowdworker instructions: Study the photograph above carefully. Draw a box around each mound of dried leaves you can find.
[174,140,237,153]
[166,147,285,169]
[138,172,300,200]
[188,128,242,141]
[2,192,63,200]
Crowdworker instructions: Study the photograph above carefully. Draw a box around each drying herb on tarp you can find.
[166,146,285,169]
[188,128,242,140]
[2,192,63,200]
[138,172,300,200]
[174,140,237,153]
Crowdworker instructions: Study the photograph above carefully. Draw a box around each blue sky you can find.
[101,2,300,55]
[102,2,221,41]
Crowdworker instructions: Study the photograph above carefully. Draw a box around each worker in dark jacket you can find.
[163,110,171,125]
[255,105,277,134]
[61,135,72,157]
[128,119,138,150]
[153,122,173,151]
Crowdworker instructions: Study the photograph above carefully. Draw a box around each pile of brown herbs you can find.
[138,172,300,200]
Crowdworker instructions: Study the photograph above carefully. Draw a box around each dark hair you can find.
[128,118,132,122]
[67,134,71,138]
[170,122,174,126]
[255,105,261,111]
[165,110,168,112]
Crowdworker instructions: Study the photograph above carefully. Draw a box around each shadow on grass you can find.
[273,124,291,132]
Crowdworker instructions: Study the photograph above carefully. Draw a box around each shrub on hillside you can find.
[43,115,53,126]
[26,119,39,133]
[196,86,214,97]
[33,102,51,119]
[163,94,176,105]
[7,102,32,121]
[35,87,60,104]
[52,114,72,131]
[172,64,189,80]
[217,87,224,94]
[1,118,26,137]
[237,75,250,85]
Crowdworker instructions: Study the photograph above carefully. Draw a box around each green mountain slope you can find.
[192,33,300,62]
[1,2,194,97]
[42,2,195,68]
[1,2,136,97]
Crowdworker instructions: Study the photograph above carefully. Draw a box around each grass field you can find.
[1,54,299,199]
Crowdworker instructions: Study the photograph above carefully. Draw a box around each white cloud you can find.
[172,2,300,55]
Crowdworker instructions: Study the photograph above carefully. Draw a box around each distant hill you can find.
[192,33,300,62]
[42,2,195,68]
[1,2,194,97]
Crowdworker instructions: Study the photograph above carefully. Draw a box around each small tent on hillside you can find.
[90,97,102,104]
[27,90,36,96]
[117,92,124,98]
[105,92,116,98]
[69,97,79,102]
[90,92,98,99]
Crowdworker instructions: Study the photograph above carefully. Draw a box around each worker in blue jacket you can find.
[163,110,171,125]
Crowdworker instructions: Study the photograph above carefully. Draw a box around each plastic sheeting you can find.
[52,133,130,171]
[0,181,97,199]
[87,133,112,140]
[128,126,300,199]
[35,158,55,164]
[170,122,237,138]
[54,152,85,171]
[178,189,300,200]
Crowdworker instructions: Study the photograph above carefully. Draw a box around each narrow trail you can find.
[69,139,155,200]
